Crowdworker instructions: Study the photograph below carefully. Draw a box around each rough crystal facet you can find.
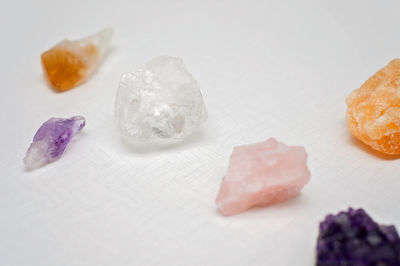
[41,29,113,91]
[216,138,310,216]
[346,59,400,155]
[114,56,207,141]
[24,116,85,170]
[317,208,400,266]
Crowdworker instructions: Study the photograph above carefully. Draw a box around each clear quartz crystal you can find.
[114,56,207,141]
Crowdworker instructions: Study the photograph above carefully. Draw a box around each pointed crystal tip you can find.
[24,116,86,170]
[41,28,113,91]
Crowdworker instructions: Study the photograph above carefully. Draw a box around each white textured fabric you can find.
[1,1,400,265]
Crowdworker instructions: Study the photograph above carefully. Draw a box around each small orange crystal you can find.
[346,59,400,155]
[41,46,91,91]
[40,29,113,92]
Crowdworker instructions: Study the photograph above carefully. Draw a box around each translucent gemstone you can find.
[216,138,310,216]
[24,116,85,170]
[317,208,400,265]
[114,56,207,141]
[41,29,113,91]
[346,59,400,155]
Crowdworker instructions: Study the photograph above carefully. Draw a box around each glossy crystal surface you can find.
[41,29,112,91]
[115,56,207,141]
[24,116,85,170]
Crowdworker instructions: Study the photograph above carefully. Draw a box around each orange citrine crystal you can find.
[41,46,93,91]
[346,59,400,155]
[40,29,113,92]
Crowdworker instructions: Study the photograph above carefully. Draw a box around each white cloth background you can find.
[1,0,400,265]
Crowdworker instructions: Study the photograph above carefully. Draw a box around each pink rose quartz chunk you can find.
[216,138,311,216]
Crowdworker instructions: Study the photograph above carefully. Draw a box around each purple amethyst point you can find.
[316,208,400,266]
[24,116,85,170]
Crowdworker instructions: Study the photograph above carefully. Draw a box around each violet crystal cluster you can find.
[24,116,85,170]
[317,208,400,266]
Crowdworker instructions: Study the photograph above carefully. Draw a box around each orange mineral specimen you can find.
[346,59,400,155]
[41,29,113,92]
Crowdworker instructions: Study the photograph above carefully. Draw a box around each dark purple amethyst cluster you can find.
[316,208,400,266]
